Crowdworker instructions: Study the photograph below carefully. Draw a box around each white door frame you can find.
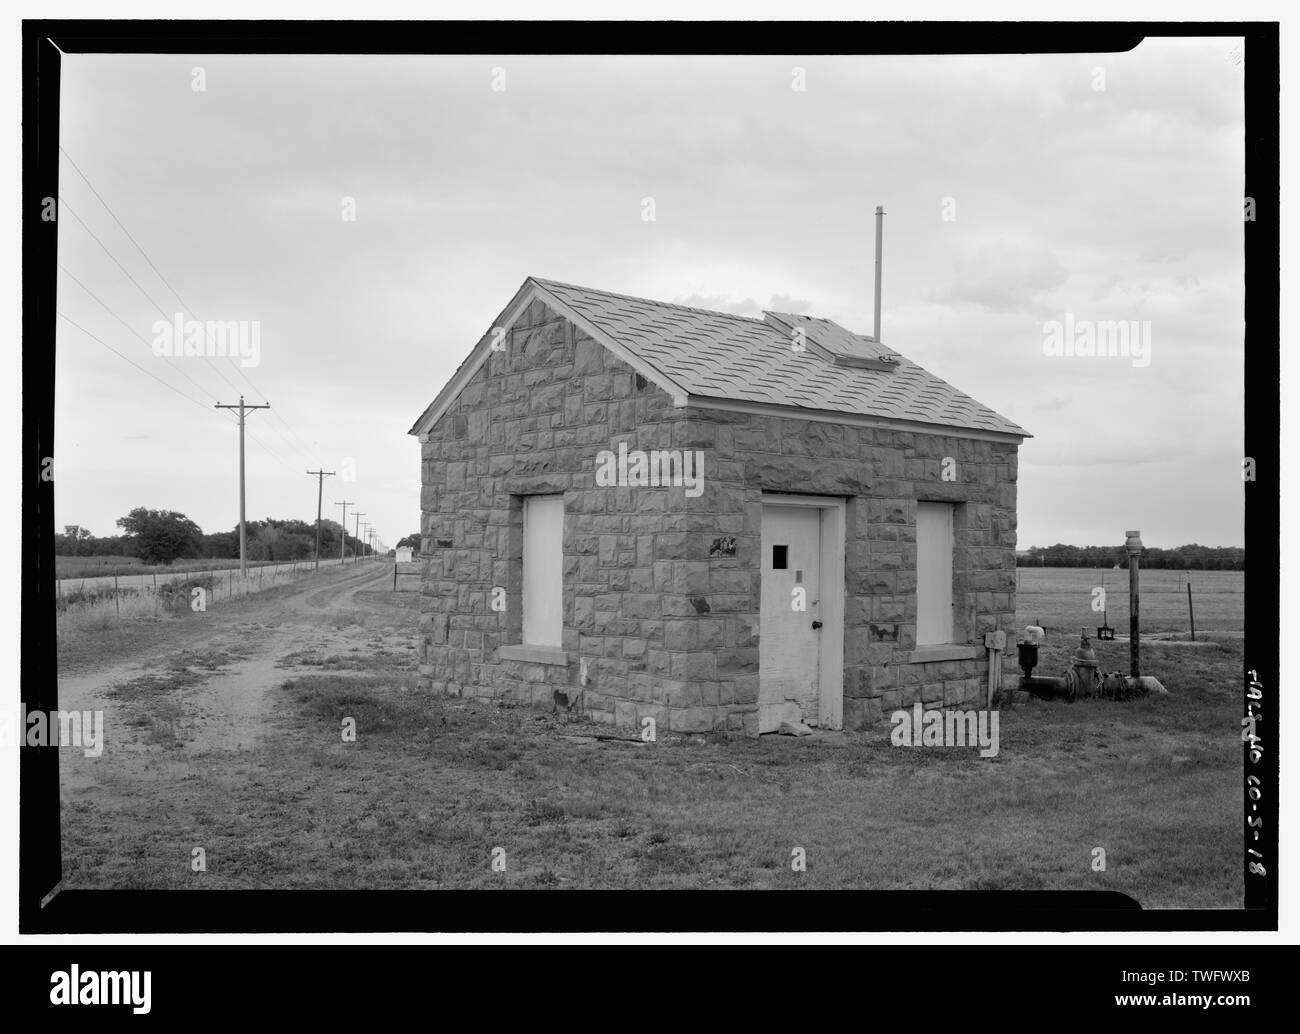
[760,493,846,730]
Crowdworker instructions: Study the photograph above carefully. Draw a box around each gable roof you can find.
[409,277,1029,441]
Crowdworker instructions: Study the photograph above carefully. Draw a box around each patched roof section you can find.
[532,277,1028,438]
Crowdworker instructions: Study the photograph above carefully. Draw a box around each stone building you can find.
[409,277,1028,735]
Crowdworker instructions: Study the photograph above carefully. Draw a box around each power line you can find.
[59,194,247,399]
[245,426,298,473]
[58,263,235,413]
[60,145,206,323]
[61,264,304,472]
[58,197,172,322]
[56,311,223,418]
[57,150,326,466]
[57,294,300,481]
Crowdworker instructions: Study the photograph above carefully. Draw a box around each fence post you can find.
[113,572,120,618]
[1187,583,1196,642]
[393,563,397,591]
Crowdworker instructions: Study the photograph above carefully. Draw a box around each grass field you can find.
[64,636,1239,902]
[55,555,295,580]
[1014,567,1244,635]
[59,565,1244,905]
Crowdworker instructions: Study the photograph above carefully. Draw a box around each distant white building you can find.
[395,546,414,563]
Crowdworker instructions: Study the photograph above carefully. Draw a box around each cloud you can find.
[930,241,1071,314]
[672,293,761,316]
[769,293,813,314]
[1029,396,1071,413]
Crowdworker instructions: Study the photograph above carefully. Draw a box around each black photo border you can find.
[20,18,1280,934]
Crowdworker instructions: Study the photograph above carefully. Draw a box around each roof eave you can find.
[682,394,1031,444]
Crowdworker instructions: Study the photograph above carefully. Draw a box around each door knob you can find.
[811,620,823,629]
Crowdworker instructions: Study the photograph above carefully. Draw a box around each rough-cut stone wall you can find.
[417,298,702,727]
[416,298,1020,735]
[689,409,1020,732]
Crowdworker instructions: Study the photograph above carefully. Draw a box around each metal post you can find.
[1125,530,1142,677]
[1187,582,1196,642]
[873,205,885,342]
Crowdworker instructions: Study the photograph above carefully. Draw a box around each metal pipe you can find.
[1021,675,1069,697]
[1128,675,1167,695]
[873,205,885,342]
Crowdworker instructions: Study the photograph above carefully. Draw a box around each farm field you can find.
[57,554,287,579]
[56,561,1244,906]
[56,554,355,594]
[1014,566,1244,635]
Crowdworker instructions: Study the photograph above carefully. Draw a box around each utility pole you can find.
[336,500,354,563]
[307,469,335,572]
[353,512,365,564]
[215,395,271,577]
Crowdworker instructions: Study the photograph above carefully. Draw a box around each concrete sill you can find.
[908,645,981,664]
[498,644,569,666]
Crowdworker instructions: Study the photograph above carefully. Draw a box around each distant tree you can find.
[396,532,421,552]
[202,530,239,559]
[61,525,93,555]
[115,508,203,565]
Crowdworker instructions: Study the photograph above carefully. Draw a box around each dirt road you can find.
[58,559,418,793]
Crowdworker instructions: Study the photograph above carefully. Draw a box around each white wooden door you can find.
[759,505,822,731]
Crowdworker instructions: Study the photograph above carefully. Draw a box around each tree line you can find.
[1017,543,1245,570]
[58,508,371,565]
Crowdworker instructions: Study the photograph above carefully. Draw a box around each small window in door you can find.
[772,545,788,570]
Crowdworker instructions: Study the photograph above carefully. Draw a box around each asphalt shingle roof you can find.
[533,277,1028,438]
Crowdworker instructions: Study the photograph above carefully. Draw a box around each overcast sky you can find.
[54,38,1245,551]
